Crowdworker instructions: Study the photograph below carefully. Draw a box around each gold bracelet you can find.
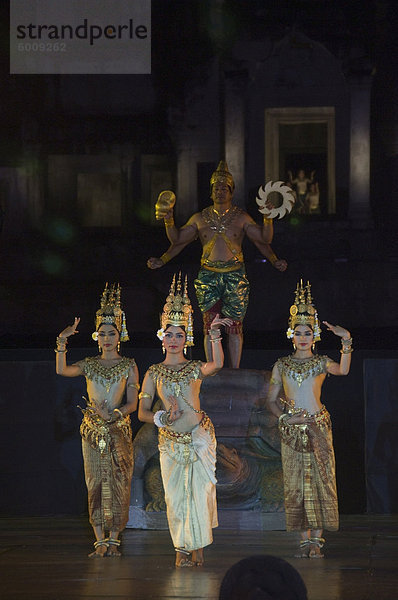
[54,349,68,353]
[160,252,171,265]
[113,408,124,419]
[164,217,175,227]
[159,411,168,427]
[209,328,221,338]
[268,253,278,265]
[340,348,353,354]
[128,382,140,390]
[139,392,152,400]
[263,216,273,225]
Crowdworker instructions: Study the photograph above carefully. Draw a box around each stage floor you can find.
[1,515,397,600]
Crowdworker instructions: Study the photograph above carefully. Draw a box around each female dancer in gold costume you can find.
[56,284,139,557]
[267,280,352,558]
[138,274,232,567]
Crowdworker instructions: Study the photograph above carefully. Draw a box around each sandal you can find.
[88,539,108,558]
[309,537,325,559]
[106,538,122,557]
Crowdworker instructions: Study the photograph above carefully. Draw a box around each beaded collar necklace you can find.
[277,354,326,387]
[202,205,242,233]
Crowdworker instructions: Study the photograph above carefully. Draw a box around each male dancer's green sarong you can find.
[194,257,249,330]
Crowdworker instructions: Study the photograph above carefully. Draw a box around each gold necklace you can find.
[202,205,241,233]
[149,360,202,397]
[81,356,133,393]
[277,354,326,387]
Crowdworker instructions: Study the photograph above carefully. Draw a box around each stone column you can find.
[348,70,374,228]
[224,70,247,208]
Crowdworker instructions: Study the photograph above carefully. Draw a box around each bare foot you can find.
[191,548,204,566]
[309,544,324,558]
[107,545,121,557]
[88,542,108,558]
[294,540,310,558]
[175,550,194,567]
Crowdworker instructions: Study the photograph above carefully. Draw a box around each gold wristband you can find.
[164,217,175,227]
[160,252,171,265]
[269,253,278,265]
[263,216,273,225]
[139,392,152,400]
[56,336,68,350]
[113,408,124,419]
[340,348,353,354]
[128,382,140,390]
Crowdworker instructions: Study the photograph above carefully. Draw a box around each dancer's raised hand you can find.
[59,317,80,339]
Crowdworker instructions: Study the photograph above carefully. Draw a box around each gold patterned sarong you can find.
[158,414,218,551]
[80,413,133,531]
[194,262,249,321]
[279,406,338,531]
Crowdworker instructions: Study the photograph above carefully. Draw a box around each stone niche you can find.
[128,368,285,531]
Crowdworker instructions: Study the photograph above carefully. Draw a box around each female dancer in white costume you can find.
[139,274,232,567]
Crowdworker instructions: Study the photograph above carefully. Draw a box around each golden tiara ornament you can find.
[92,283,129,342]
[157,273,194,346]
[210,160,235,192]
[286,279,321,341]
[256,181,295,219]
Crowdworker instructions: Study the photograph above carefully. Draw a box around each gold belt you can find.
[80,412,131,453]
[158,414,213,444]
[201,260,243,273]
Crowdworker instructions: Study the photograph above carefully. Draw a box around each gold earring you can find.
[312,342,315,350]
[117,342,121,352]
[162,343,165,354]
[292,342,296,350]
[98,344,102,353]
[184,345,187,355]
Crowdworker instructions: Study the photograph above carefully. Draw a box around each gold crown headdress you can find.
[210,160,235,193]
[286,279,321,341]
[157,273,194,346]
[92,283,129,342]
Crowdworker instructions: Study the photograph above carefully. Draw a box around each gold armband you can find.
[139,392,152,400]
[160,252,171,265]
[128,382,140,390]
